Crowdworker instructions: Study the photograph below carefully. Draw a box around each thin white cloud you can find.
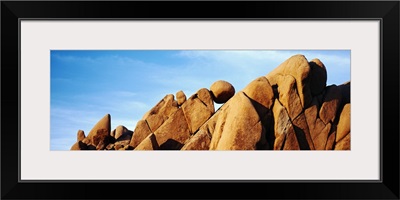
[176,50,350,67]
[175,50,350,86]
[53,53,160,69]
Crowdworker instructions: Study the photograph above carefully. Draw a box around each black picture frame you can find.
[1,1,399,199]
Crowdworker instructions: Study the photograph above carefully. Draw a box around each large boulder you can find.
[242,76,275,110]
[266,54,312,108]
[272,99,299,150]
[85,114,111,146]
[336,103,350,142]
[154,109,191,149]
[76,130,85,142]
[129,120,152,149]
[181,130,211,150]
[210,80,235,104]
[198,110,221,137]
[276,74,303,119]
[325,129,336,150]
[319,85,342,124]
[292,113,315,150]
[312,122,331,150]
[176,90,187,106]
[334,132,350,150]
[182,88,214,134]
[114,127,133,150]
[134,133,159,150]
[93,129,112,150]
[112,125,130,140]
[304,98,321,131]
[303,97,331,150]
[136,109,190,150]
[209,92,264,150]
[142,94,179,132]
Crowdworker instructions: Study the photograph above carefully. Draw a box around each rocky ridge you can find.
[70,54,350,151]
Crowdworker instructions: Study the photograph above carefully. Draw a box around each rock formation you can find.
[70,54,350,151]
[210,80,236,104]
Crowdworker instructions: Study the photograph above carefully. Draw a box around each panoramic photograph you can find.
[50,50,350,151]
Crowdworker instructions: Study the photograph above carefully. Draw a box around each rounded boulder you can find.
[210,80,235,104]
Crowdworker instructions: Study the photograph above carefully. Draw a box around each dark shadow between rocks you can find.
[159,139,183,150]
[247,96,274,150]
[149,134,159,150]
[293,125,311,150]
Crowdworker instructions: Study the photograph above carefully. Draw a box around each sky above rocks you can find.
[50,50,350,150]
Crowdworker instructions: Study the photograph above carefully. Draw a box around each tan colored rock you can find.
[272,100,299,150]
[77,130,85,141]
[312,123,331,150]
[304,97,331,150]
[334,132,350,150]
[210,80,235,104]
[96,140,107,150]
[106,143,115,150]
[208,105,230,150]
[176,90,187,106]
[266,54,312,108]
[209,92,263,150]
[310,119,327,147]
[114,128,133,148]
[136,109,190,150]
[142,94,179,132]
[129,120,152,149]
[319,85,342,124]
[92,129,112,149]
[198,111,221,137]
[283,127,300,150]
[292,113,315,150]
[114,143,129,150]
[113,125,130,140]
[197,88,215,113]
[182,88,214,134]
[272,99,291,150]
[277,74,303,119]
[325,130,336,150]
[134,133,159,150]
[181,130,211,150]
[86,114,111,145]
[336,104,350,142]
[273,134,286,150]
[304,97,320,132]
[309,59,327,96]
[207,78,274,150]
[242,76,275,110]
[154,109,191,150]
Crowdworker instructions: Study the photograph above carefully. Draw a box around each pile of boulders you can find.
[70,54,350,151]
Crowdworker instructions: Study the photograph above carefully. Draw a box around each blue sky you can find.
[50,50,350,150]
